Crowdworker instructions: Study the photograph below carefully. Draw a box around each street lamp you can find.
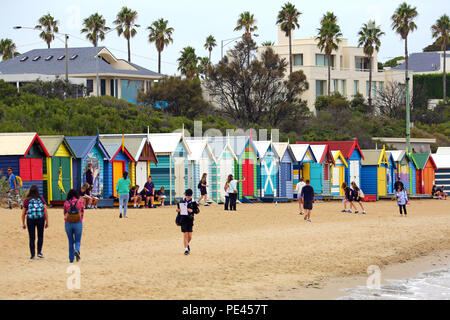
[221,34,259,59]
[13,26,69,82]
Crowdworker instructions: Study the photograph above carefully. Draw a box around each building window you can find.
[354,80,359,95]
[333,79,338,93]
[355,57,370,70]
[366,81,369,97]
[293,54,303,66]
[316,54,334,67]
[86,80,94,95]
[340,80,346,96]
[372,82,376,98]
[316,80,326,98]
[378,81,384,93]
[110,79,115,97]
[115,79,119,98]
[100,79,106,96]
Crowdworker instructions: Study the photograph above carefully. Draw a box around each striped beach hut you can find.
[289,144,317,199]
[432,153,450,193]
[411,153,437,195]
[237,138,260,201]
[360,148,390,199]
[385,152,398,194]
[185,139,216,201]
[253,141,279,198]
[0,133,49,193]
[100,134,158,193]
[272,142,295,199]
[40,136,76,204]
[330,151,348,196]
[148,133,191,205]
[66,136,110,197]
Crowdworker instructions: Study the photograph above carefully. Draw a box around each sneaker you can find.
[204,203,210,207]
[37,253,45,259]
[355,211,359,214]
[348,210,352,213]
[184,249,190,255]
[74,250,81,262]
[341,210,346,213]
[299,212,303,215]
[119,213,122,219]
[306,219,312,223]
[30,256,35,260]
[133,204,137,208]
[362,211,367,215]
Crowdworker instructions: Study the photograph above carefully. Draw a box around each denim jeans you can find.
[229,193,237,211]
[65,222,83,263]
[224,196,230,210]
[119,194,129,217]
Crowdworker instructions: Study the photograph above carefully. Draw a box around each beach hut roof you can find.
[101,142,135,162]
[411,153,437,170]
[40,135,76,158]
[388,150,405,162]
[300,139,364,160]
[361,149,389,166]
[331,150,348,167]
[185,140,216,162]
[431,154,450,169]
[289,144,317,163]
[200,136,238,161]
[65,136,110,160]
[148,133,190,155]
[385,152,398,170]
[252,141,272,159]
[436,147,450,155]
[272,142,289,159]
[297,143,335,164]
[0,132,49,157]
[99,135,155,162]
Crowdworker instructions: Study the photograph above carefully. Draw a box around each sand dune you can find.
[1,199,449,299]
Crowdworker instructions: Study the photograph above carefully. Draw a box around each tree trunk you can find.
[289,30,293,74]
[368,55,373,109]
[209,50,212,63]
[444,45,447,99]
[158,50,161,74]
[327,54,331,96]
[127,38,131,62]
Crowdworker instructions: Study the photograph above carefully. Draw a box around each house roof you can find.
[65,136,109,160]
[361,149,389,166]
[437,147,450,155]
[252,141,272,159]
[298,140,364,160]
[289,144,317,163]
[331,151,348,167]
[411,153,437,170]
[185,140,216,162]
[432,154,450,169]
[101,142,134,162]
[272,142,289,159]
[388,150,406,162]
[40,135,75,157]
[0,132,49,157]
[148,133,189,155]
[0,47,163,78]
[393,52,441,72]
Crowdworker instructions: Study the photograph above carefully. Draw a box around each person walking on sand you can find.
[116,172,131,219]
[300,180,315,223]
[396,184,409,217]
[224,176,231,211]
[64,189,84,263]
[295,177,306,215]
[175,189,200,255]
[341,182,357,213]
[226,175,245,212]
[198,173,209,206]
[351,182,367,215]
[7,167,22,210]
[21,185,48,260]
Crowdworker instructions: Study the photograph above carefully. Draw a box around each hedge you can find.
[413,73,450,99]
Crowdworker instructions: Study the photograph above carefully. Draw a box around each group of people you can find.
[432,185,448,200]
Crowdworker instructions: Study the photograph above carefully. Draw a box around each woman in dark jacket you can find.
[341,182,357,213]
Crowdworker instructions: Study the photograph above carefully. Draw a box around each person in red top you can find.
[64,189,85,263]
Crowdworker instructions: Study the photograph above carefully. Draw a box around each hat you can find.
[185,189,193,197]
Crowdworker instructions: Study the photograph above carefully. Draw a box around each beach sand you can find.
[0,199,449,300]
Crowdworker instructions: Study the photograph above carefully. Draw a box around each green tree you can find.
[383,56,404,68]
[204,35,216,62]
[114,7,139,62]
[357,20,385,109]
[81,13,110,47]
[35,13,59,48]
[276,2,301,74]
[198,57,211,79]
[423,38,450,52]
[316,12,342,96]
[431,14,450,99]
[0,39,19,61]
[261,41,274,47]
[177,46,199,79]
[234,11,258,67]
[148,18,174,74]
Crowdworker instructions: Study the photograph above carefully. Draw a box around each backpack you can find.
[198,181,203,189]
[27,198,45,219]
[358,188,365,199]
[67,199,81,223]
[15,176,23,188]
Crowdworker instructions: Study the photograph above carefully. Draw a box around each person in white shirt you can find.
[226,174,245,212]
[295,177,306,215]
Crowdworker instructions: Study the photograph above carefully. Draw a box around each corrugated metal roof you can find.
[0,132,37,155]
[102,142,122,159]
[432,154,450,169]
[361,150,386,166]
[437,147,450,155]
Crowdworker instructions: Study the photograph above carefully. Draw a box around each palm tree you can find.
[276,2,301,74]
[35,13,59,48]
[358,20,385,108]
[198,57,211,79]
[261,41,275,47]
[81,13,110,47]
[204,35,216,62]
[234,11,258,66]
[316,12,343,96]
[391,2,418,153]
[431,14,450,99]
[114,7,139,62]
[0,39,20,61]
[177,46,199,79]
[148,18,174,74]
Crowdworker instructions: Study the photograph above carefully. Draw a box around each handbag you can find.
[175,213,182,226]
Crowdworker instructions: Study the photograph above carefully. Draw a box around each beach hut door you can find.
[174,157,185,198]
[136,162,147,193]
[349,161,360,186]
[243,159,254,196]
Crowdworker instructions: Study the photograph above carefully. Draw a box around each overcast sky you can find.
[1,0,449,75]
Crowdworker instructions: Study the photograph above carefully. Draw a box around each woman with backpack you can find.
[351,182,367,215]
[21,185,48,260]
[64,189,85,263]
[197,173,209,206]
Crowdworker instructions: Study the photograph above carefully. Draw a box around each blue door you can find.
[310,163,323,194]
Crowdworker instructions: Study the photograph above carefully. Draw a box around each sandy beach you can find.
[1,199,449,300]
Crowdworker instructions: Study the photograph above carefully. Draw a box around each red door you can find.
[416,169,423,194]
[243,159,254,196]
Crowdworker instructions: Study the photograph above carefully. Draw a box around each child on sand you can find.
[341,182,357,213]
[300,180,314,223]
[175,189,200,255]
[396,184,409,216]
[351,182,367,215]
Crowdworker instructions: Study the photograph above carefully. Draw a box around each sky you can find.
[1,0,449,75]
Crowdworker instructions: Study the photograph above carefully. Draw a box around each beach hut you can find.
[100,134,158,193]
[40,136,76,204]
[389,150,418,195]
[411,153,437,195]
[148,133,191,205]
[65,136,110,197]
[185,139,217,201]
[0,133,49,192]
[272,142,295,199]
[330,151,348,196]
[432,154,450,193]
[385,152,398,194]
[100,139,136,198]
[360,148,390,199]
[436,147,450,155]
[253,141,279,198]
[237,138,260,201]
[289,144,317,199]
